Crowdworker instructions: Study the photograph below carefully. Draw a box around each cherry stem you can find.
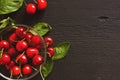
[19,63,23,77]
[0,48,4,58]
[33,0,37,3]
[40,65,45,80]
[12,25,17,29]
[15,51,25,63]
[10,39,18,43]
[10,70,12,79]
[24,0,27,6]
[31,66,37,71]
[45,43,49,48]
[47,52,52,57]
[17,75,21,79]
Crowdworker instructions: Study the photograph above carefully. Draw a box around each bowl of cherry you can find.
[0,24,47,80]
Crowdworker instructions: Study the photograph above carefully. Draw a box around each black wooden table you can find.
[2,0,120,80]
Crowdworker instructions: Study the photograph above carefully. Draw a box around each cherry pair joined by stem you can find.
[11,64,32,76]
[26,0,47,14]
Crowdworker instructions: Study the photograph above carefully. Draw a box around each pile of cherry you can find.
[26,0,47,14]
[0,26,54,77]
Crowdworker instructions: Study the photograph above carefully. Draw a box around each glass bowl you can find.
[0,24,47,80]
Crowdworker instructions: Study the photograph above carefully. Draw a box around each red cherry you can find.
[16,27,26,38]
[25,33,33,42]
[11,66,21,76]
[37,0,47,10]
[16,54,28,64]
[7,47,16,57]
[32,55,43,66]
[5,60,15,70]
[31,35,42,46]
[9,33,18,44]
[35,45,41,50]
[0,53,11,65]
[0,40,9,49]
[26,48,39,58]
[16,40,28,52]
[47,47,55,57]
[22,64,32,75]
[44,36,53,47]
[26,3,36,14]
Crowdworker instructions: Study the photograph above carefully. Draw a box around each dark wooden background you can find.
[2,0,120,80]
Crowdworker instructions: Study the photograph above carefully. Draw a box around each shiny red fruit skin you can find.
[9,33,18,44]
[11,66,21,76]
[16,40,28,52]
[0,54,11,65]
[26,3,36,14]
[32,55,43,66]
[5,60,15,70]
[0,40,9,49]
[7,47,16,57]
[47,47,55,57]
[26,48,39,58]
[16,27,26,38]
[25,33,33,42]
[22,64,32,75]
[16,54,28,64]
[44,36,53,47]
[31,35,42,46]
[37,0,47,10]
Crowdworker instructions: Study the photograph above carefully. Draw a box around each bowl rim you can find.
[0,24,47,80]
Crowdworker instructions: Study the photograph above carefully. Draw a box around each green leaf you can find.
[41,58,54,78]
[0,17,14,29]
[52,42,70,60]
[33,22,52,36]
[0,0,24,14]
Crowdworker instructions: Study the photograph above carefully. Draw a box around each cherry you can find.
[32,54,43,66]
[16,40,28,52]
[25,33,33,42]
[5,60,15,70]
[47,47,55,57]
[44,36,53,47]
[15,27,26,38]
[31,35,42,46]
[0,40,10,49]
[16,54,28,64]
[11,66,21,76]
[26,3,36,15]
[37,0,47,10]
[35,45,40,50]
[26,48,39,58]
[9,33,18,44]
[7,47,16,57]
[22,64,32,75]
[0,53,11,65]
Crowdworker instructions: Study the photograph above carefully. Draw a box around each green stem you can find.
[10,70,12,79]
[9,17,15,26]
[19,63,23,77]
[32,66,37,71]
[0,48,4,58]
[24,0,27,6]
[15,51,25,63]
[33,0,37,3]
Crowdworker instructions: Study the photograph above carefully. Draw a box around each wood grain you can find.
[2,0,120,80]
